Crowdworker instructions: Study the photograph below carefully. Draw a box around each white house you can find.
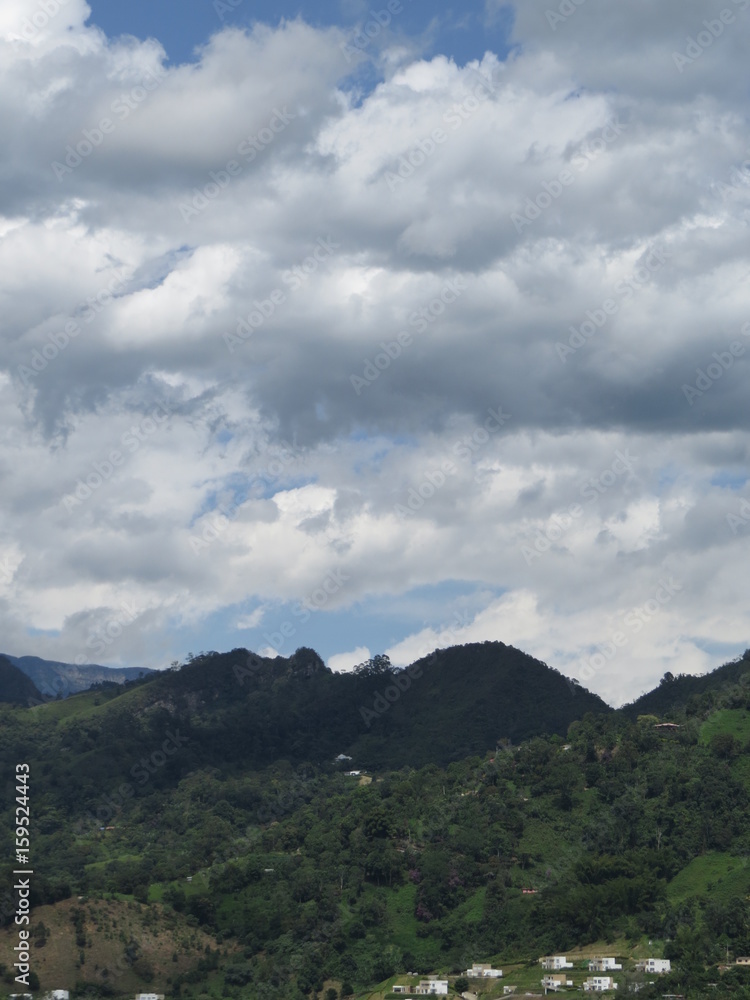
[414,980,449,994]
[542,974,573,990]
[589,958,622,972]
[135,994,165,1000]
[346,770,362,776]
[334,753,353,761]
[540,957,574,970]
[635,959,671,974]
[466,963,503,978]
[44,993,70,1000]
[392,987,407,993]
[583,977,618,992]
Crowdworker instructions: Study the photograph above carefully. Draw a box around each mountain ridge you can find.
[2,652,153,698]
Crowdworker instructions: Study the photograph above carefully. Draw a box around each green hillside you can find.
[2,645,750,999]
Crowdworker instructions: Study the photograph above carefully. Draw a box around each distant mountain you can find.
[0,654,42,705]
[621,649,750,718]
[2,653,153,698]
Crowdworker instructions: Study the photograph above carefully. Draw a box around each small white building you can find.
[635,959,671,974]
[135,994,165,1000]
[542,974,573,991]
[346,770,362,776]
[392,987,407,994]
[540,956,574,970]
[589,958,622,972]
[466,963,503,978]
[583,977,618,992]
[44,993,70,1000]
[414,980,449,994]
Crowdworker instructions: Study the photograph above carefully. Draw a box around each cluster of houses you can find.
[539,956,671,992]
[9,993,69,1000]
[393,979,450,995]
[465,964,503,978]
[9,994,163,1000]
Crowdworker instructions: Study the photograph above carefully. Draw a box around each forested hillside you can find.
[1,646,750,1000]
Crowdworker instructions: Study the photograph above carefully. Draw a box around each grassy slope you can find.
[666,852,750,904]
[0,897,231,995]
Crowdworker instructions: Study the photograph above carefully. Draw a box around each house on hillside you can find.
[588,958,622,972]
[43,992,70,1000]
[583,977,618,991]
[345,770,362,776]
[414,980,448,994]
[466,963,503,977]
[540,956,574,970]
[654,723,680,731]
[542,973,573,991]
[392,987,407,993]
[334,753,353,761]
[135,994,165,1000]
[736,957,750,966]
[635,959,671,973]
[503,987,517,995]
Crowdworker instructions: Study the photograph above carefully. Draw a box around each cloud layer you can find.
[1,0,749,705]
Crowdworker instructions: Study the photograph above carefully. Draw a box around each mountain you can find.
[2,642,750,1000]
[0,653,42,705]
[2,652,153,697]
[79,640,612,773]
[621,648,750,718]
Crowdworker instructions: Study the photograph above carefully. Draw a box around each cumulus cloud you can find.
[0,0,748,704]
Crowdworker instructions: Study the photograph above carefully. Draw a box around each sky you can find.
[1,0,749,707]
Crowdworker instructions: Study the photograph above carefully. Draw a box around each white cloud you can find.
[0,0,747,700]
[328,646,371,672]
